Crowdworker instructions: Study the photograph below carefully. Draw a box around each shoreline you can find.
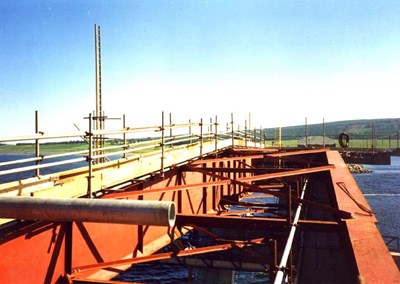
[347,163,373,174]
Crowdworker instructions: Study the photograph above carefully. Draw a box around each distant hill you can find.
[264,118,400,140]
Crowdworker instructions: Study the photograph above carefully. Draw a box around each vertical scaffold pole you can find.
[231,113,234,147]
[161,111,165,176]
[87,113,93,198]
[200,118,203,158]
[123,114,127,158]
[169,112,172,139]
[94,24,104,162]
[214,115,218,153]
[323,118,325,148]
[209,117,212,141]
[189,119,192,144]
[35,110,40,177]
[305,117,308,148]
[245,119,248,147]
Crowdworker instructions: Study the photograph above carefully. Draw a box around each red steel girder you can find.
[235,164,334,183]
[263,148,329,156]
[176,214,341,232]
[69,279,132,284]
[104,157,331,200]
[230,148,328,164]
[70,240,261,278]
[213,208,267,215]
[185,164,334,182]
[181,224,267,246]
[191,154,265,165]
[325,150,400,283]
[228,147,280,154]
[104,157,350,219]
[179,224,269,264]
[220,197,285,208]
[103,179,230,199]
[189,167,284,174]
[189,165,352,219]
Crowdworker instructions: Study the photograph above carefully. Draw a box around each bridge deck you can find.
[0,139,399,283]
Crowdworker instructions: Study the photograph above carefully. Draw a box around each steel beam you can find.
[103,179,230,199]
[188,165,353,219]
[176,214,341,232]
[71,243,239,275]
[159,257,268,272]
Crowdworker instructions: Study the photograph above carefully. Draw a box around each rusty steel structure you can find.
[0,113,399,284]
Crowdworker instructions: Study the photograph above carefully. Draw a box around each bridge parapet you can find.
[0,115,267,215]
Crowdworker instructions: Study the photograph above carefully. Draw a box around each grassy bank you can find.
[0,143,88,155]
[1,139,398,155]
[274,139,399,150]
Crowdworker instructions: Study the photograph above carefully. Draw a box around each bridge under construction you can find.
[0,112,399,284]
[1,24,399,283]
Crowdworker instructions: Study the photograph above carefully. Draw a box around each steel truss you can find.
[64,148,381,284]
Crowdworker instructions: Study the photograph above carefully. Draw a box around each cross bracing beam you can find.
[69,238,268,279]
[159,257,268,272]
[176,214,342,232]
[186,164,335,183]
[188,165,353,219]
[103,160,352,219]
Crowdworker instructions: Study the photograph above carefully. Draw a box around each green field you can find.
[0,142,88,154]
[1,117,399,154]
[274,138,399,149]
[1,138,398,155]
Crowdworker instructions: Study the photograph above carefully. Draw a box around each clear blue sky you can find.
[1,0,400,136]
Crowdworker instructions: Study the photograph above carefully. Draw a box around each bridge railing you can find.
[0,113,267,182]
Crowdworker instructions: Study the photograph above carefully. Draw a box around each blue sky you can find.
[1,1,400,136]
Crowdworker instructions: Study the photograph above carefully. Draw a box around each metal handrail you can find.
[0,131,87,143]
[0,116,265,181]
[0,157,87,177]
[274,178,309,284]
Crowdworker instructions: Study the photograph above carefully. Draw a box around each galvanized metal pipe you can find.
[231,113,234,147]
[200,118,203,157]
[0,132,87,143]
[0,157,87,177]
[214,115,218,152]
[189,119,192,144]
[0,123,199,144]
[0,196,175,227]
[274,178,309,284]
[161,111,165,175]
[245,120,248,147]
[123,114,127,158]
[88,113,93,198]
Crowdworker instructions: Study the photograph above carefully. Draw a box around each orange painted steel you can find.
[1,147,399,283]
[103,179,230,199]
[326,150,400,283]
[176,214,341,232]
[70,242,245,277]
[188,164,353,219]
